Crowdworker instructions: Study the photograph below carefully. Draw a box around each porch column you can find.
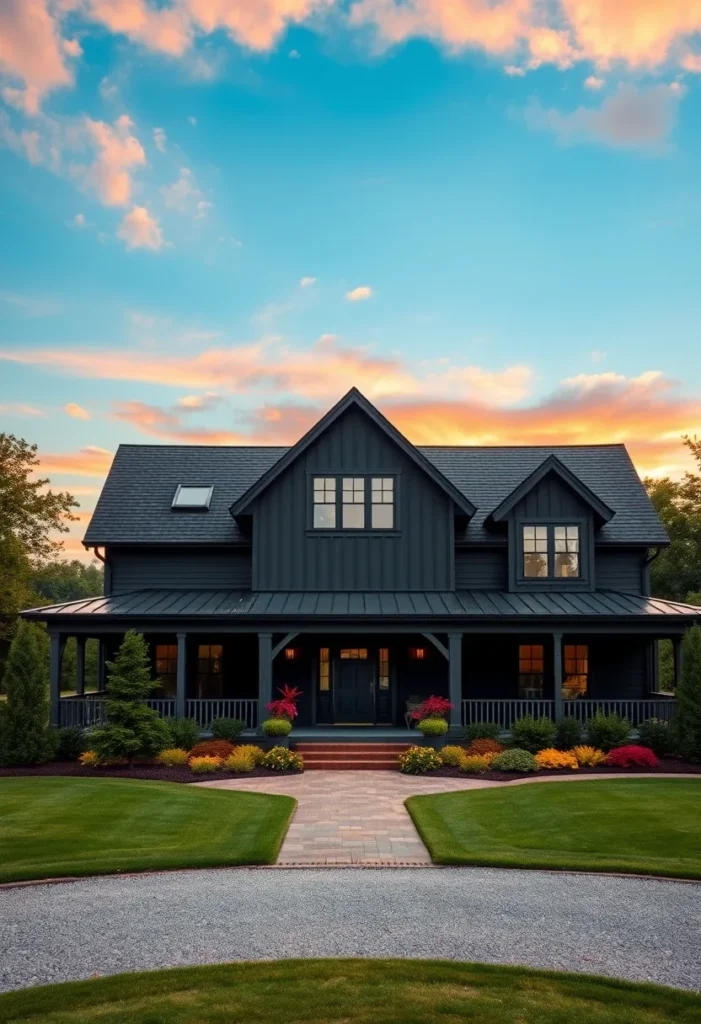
[553,632,563,722]
[97,640,106,691]
[49,632,62,727]
[176,632,187,719]
[673,635,683,688]
[75,636,86,697]
[447,632,463,730]
[258,632,273,728]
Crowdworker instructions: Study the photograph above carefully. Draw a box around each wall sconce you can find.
[284,648,297,661]
[409,647,426,660]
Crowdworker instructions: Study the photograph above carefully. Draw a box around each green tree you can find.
[90,631,170,765]
[645,436,701,602]
[0,621,52,766]
[674,625,701,759]
[30,559,103,604]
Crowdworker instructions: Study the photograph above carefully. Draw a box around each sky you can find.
[1,0,701,560]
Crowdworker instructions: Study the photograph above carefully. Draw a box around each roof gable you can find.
[486,454,615,527]
[229,388,476,519]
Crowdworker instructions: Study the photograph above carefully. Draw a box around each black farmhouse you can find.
[24,388,700,736]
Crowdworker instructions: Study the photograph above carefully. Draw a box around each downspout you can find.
[642,547,661,596]
[87,545,111,595]
[643,548,662,694]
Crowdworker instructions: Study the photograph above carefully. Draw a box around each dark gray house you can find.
[24,388,699,736]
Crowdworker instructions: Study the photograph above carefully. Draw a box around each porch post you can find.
[258,632,273,728]
[553,632,563,722]
[97,640,106,691]
[447,632,463,730]
[176,632,187,719]
[75,636,86,697]
[673,635,683,688]
[49,631,62,728]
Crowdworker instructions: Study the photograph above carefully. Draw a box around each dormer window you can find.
[522,524,580,579]
[172,485,213,510]
[312,475,396,530]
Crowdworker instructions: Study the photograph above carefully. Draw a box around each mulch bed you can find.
[431,758,701,781]
[0,762,302,783]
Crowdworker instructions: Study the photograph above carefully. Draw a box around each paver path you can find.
[197,771,691,865]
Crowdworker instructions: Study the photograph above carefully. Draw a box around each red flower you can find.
[266,684,303,720]
[605,745,660,769]
[411,695,454,721]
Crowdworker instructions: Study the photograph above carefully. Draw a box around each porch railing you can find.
[186,699,258,730]
[57,697,257,730]
[462,698,677,730]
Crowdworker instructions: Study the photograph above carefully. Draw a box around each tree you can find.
[30,559,103,604]
[645,436,701,602]
[90,631,170,765]
[0,621,52,766]
[674,625,701,760]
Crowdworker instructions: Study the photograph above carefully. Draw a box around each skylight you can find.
[172,485,213,510]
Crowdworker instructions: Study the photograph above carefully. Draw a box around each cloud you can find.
[39,446,114,477]
[82,114,146,206]
[0,290,62,317]
[80,0,192,56]
[0,403,45,416]
[299,276,317,287]
[64,402,91,420]
[0,0,74,108]
[153,126,167,152]
[345,285,373,301]
[117,205,165,250]
[524,84,681,151]
[584,74,604,89]
[160,166,211,217]
[73,213,87,228]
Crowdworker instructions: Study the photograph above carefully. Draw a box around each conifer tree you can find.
[675,624,701,759]
[0,621,52,765]
[90,630,170,764]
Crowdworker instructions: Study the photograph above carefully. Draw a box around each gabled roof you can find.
[487,454,615,527]
[229,388,476,519]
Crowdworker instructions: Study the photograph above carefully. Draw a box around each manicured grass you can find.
[0,777,295,882]
[0,960,698,1024]
[407,779,701,878]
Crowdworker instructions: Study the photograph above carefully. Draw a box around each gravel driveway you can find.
[2,867,700,993]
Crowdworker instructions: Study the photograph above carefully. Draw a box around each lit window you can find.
[197,644,223,699]
[371,477,394,529]
[340,648,368,659]
[554,526,580,578]
[523,526,548,577]
[319,647,330,691]
[313,477,336,528]
[409,647,426,660]
[284,647,297,661]
[172,485,213,509]
[342,477,365,528]
[518,644,544,698]
[155,644,178,696]
[379,647,389,689]
[563,643,588,698]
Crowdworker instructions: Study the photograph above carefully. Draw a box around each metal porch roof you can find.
[22,589,701,621]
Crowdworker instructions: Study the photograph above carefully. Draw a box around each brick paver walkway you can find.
[197,771,692,866]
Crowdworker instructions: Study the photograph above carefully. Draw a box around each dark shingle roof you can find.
[24,588,699,621]
[83,442,667,547]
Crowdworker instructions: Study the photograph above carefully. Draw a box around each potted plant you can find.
[260,684,302,749]
[411,695,454,749]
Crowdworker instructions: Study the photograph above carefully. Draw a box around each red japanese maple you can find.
[605,744,660,769]
[411,695,454,721]
[267,684,303,720]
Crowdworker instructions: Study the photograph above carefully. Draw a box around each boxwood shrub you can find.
[586,711,630,752]
[510,715,556,753]
[491,748,538,772]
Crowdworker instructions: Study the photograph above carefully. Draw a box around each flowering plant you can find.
[266,684,303,720]
[534,748,578,770]
[156,748,189,767]
[189,755,222,774]
[262,746,304,771]
[398,745,442,773]
[440,745,467,766]
[573,745,607,767]
[461,753,494,773]
[411,695,454,721]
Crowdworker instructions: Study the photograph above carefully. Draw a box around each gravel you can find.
[1,868,700,993]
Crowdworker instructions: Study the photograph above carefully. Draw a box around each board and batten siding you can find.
[594,547,648,595]
[252,406,454,591]
[109,546,252,593]
[455,548,507,589]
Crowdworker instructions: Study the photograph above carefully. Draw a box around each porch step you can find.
[295,741,412,770]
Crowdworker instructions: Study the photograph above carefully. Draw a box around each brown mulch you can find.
[432,758,701,781]
[0,762,302,783]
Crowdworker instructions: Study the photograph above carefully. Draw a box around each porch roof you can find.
[22,588,701,623]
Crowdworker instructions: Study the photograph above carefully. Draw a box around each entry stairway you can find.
[293,741,412,770]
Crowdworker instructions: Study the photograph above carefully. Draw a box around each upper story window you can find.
[312,475,395,530]
[313,477,336,528]
[522,524,580,579]
[172,484,213,510]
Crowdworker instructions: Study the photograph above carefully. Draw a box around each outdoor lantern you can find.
[409,647,426,660]
[284,647,297,661]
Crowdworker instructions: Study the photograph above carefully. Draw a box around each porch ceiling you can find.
[21,587,701,622]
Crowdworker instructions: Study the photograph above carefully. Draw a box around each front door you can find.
[334,660,375,723]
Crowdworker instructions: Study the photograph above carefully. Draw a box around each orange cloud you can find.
[117,205,164,250]
[345,285,373,301]
[0,0,74,106]
[39,447,114,477]
[83,115,146,207]
[64,402,91,420]
[82,0,192,56]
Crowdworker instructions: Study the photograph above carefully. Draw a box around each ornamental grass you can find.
[223,749,256,773]
[235,744,266,765]
[440,745,467,767]
[189,755,223,774]
[572,745,607,767]
[460,753,493,773]
[534,748,579,770]
[156,748,190,767]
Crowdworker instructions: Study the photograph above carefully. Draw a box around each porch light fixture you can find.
[284,647,298,661]
[409,647,426,660]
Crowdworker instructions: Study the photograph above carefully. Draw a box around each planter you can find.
[420,735,446,751]
[259,735,291,750]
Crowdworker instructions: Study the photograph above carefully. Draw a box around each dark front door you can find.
[334,660,375,723]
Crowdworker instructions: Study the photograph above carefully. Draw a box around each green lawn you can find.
[0,960,698,1024]
[0,778,295,883]
[407,779,701,878]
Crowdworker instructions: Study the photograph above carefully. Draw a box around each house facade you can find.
[24,388,699,735]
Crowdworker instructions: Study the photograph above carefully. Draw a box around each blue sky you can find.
[1,1,700,556]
